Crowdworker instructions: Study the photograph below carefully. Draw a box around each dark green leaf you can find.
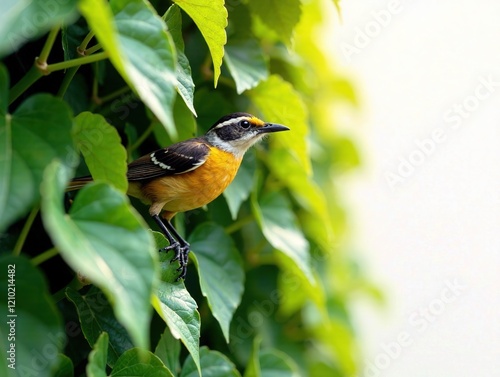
[224,38,268,94]
[0,0,78,57]
[86,332,109,377]
[248,0,301,46]
[189,223,244,342]
[0,256,63,377]
[54,354,74,377]
[164,4,196,116]
[80,0,178,137]
[73,112,128,192]
[252,191,313,282]
[65,287,133,367]
[181,346,240,377]
[110,348,173,377]
[41,160,157,350]
[155,326,181,376]
[223,152,256,219]
[62,19,89,61]
[173,0,227,86]
[0,68,74,231]
[259,349,300,377]
[153,235,201,376]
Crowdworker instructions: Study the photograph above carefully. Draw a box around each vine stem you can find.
[8,66,43,104]
[38,26,60,64]
[9,51,109,104]
[31,247,59,266]
[12,206,39,255]
[79,31,95,51]
[46,51,109,73]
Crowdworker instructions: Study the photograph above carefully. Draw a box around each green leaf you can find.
[164,4,196,116]
[54,354,74,377]
[189,223,245,342]
[0,0,78,57]
[86,332,109,377]
[153,96,197,146]
[153,237,201,377]
[173,0,227,86]
[223,152,256,219]
[0,69,74,231]
[73,112,128,192]
[65,286,134,367]
[181,346,241,377]
[248,0,301,46]
[224,38,268,94]
[111,348,173,377]
[155,326,181,376]
[243,337,261,377]
[248,75,310,174]
[259,349,300,377]
[252,191,313,283]
[41,160,157,350]
[0,256,63,377]
[80,0,178,137]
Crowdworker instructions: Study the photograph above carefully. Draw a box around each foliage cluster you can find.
[0,0,377,376]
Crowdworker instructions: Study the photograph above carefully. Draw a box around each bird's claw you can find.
[161,242,190,281]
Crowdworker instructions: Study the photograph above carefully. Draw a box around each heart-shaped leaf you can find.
[41,160,157,350]
[189,223,245,342]
[174,0,227,87]
[0,66,74,232]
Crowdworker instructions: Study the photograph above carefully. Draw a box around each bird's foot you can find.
[162,242,190,281]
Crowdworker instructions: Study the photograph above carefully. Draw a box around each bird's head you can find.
[205,112,289,157]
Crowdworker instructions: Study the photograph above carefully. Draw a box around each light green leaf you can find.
[110,348,173,377]
[164,4,196,116]
[65,286,134,367]
[259,349,300,377]
[54,354,74,377]
[80,0,178,137]
[248,75,310,174]
[74,112,128,193]
[252,191,313,283]
[0,256,63,377]
[224,38,268,94]
[189,223,245,342]
[243,337,261,377]
[173,0,227,86]
[0,0,78,57]
[153,96,197,146]
[248,0,301,46]
[0,67,74,231]
[153,236,201,377]
[181,346,241,377]
[86,332,109,377]
[223,152,256,219]
[41,160,157,350]
[155,326,181,376]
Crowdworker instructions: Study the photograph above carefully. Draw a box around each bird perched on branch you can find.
[68,112,289,279]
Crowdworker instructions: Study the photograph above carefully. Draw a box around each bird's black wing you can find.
[127,138,210,181]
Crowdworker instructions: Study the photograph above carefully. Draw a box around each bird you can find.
[68,112,290,279]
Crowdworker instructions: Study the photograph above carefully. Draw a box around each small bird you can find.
[68,112,289,279]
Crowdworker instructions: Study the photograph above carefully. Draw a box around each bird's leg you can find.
[152,214,190,280]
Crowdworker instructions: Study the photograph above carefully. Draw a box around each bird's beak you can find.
[258,123,290,133]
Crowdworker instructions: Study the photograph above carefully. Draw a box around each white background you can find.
[329,1,500,376]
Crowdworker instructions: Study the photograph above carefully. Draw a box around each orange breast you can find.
[134,147,242,219]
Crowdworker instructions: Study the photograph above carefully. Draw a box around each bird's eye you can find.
[239,120,251,128]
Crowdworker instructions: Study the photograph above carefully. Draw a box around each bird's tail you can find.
[66,176,93,191]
